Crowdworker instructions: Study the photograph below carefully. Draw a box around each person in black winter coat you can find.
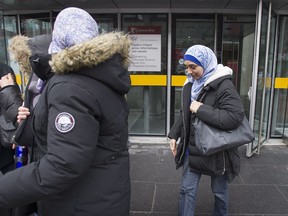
[0,7,131,216]
[9,34,52,158]
[0,63,23,174]
[168,45,244,216]
[7,34,52,216]
[0,62,23,216]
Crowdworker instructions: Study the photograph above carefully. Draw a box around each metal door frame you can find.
[246,0,272,157]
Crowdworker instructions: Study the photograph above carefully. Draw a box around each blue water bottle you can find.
[15,146,28,168]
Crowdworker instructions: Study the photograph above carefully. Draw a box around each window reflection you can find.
[222,15,256,119]
[272,16,288,137]
[122,14,168,135]
[0,15,18,64]
[20,13,50,37]
[171,14,215,127]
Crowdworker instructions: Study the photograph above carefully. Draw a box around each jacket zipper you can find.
[222,151,226,175]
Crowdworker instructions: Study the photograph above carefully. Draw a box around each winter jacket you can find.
[0,32,131,216]
[168,64,244,182]
[0,62,23,172]
[8,34,52,161]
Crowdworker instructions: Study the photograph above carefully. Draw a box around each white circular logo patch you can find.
[55,112,75,133]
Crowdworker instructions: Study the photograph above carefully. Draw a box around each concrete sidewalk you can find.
[129,139,288,216]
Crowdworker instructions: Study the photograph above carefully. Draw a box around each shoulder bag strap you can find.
[196,85,210,103]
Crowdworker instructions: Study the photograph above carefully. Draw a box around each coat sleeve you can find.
[0,82,100,208]
[0,85,23,123]
[168,83,191,140]
[196,80,244,130]
[168,109,183,140]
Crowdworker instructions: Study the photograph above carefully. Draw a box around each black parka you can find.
[0,63,23,172]
[0,32,131,216]
[168,64,244,182]
[6,34,52,154]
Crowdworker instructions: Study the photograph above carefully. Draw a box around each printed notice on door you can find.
[128,26,161,72]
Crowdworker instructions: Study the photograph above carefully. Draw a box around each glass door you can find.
[247,0,273,156]
[271,15,288,139]
[1,15,18,64]
[122,13,168,135]
[20,13,51,37]
[170,14,215,127]
[222,15,256,119]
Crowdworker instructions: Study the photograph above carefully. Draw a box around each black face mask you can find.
[29,54,54,81]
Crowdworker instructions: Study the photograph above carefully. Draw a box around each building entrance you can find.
[170,14,256,129]
[1,7,287,144]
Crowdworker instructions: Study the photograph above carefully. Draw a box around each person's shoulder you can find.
[208,74,233,91]
[216,77,235,92]
[46,73,91,95]
[219,76,233,85]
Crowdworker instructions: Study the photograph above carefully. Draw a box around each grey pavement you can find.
[129,138,288,216]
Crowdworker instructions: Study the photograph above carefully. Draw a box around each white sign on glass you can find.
[128,26,161,72]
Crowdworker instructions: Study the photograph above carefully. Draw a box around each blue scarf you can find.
[184,45,218,101]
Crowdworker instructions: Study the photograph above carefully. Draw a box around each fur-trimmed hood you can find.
[49,31,131,94]
[8,34,52,79]
[9,35,31,77]
[50,31,131,74]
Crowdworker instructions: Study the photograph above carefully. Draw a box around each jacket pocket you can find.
[189,150,225,176]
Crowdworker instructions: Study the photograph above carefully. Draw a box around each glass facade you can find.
[122,14,168,135]
[264,15,276,138]
[20,13,51,37]
[271,16,288,137]
[0,5,287,146]
[253,4,269,147]
[91,14,117,33]
[0,15,17,64]
[222,15,256,118]
[171,14,215,126]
